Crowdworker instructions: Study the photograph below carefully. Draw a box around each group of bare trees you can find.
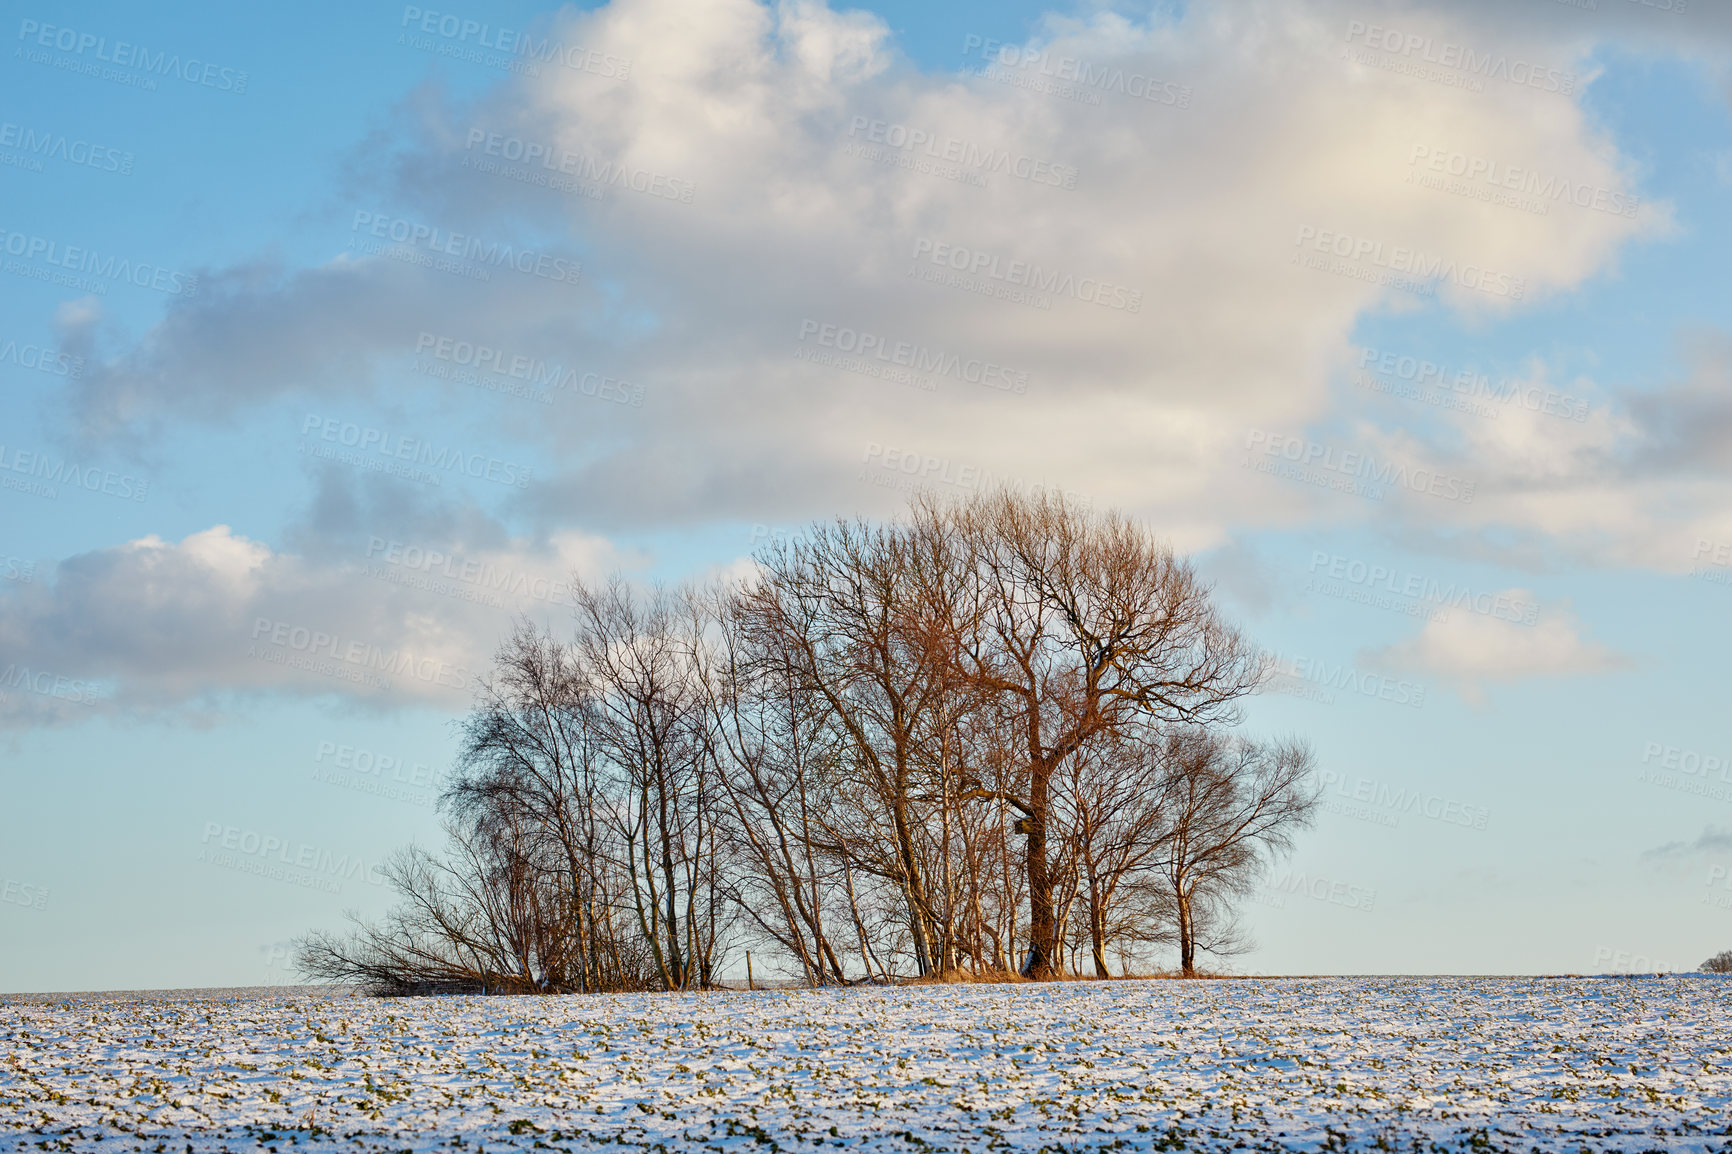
[297,491,1319,994]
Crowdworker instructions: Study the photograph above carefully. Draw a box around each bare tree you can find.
[573,578,725,990]
[443,624,606,990]
[932,490,1264,978]
[1055,732,1174,977]
[298,624,664,994]
[1156,730,1318,976]
[298,490,1319,994]
[738,520,963,975]
[702,585,853,984]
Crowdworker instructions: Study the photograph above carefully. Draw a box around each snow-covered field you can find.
[3,978,1729,1152]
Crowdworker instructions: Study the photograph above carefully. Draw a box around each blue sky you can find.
[3,0,1732,990]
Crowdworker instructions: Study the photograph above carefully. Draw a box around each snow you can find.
[3,977,1729,1151]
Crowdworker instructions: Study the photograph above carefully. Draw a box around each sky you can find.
[2,0,1731,992]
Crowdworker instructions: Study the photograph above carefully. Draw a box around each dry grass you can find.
[898,966,1239,985]
[1117,968,1239,980]
[899,967,1030,986]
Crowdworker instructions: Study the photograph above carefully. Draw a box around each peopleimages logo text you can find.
[366,537,575,606]
[0,444,149,501]
[911,238,1141,313]
[1,664,100,706]
[961,35,1191,109]
[1357,346,1589,422]
[846,118,1077,189]
[0,121,133,174]
[0,339,82,378]
[1265,870,1377,912]
[315,741,438,788]
[1307,552,1537,625]
[16,19,248,92]
[199,823,388,890]
[861,443,1090,508]
[299,415,534,488]
[414,332,642,405]
[463,130,693,204]
[1343,21,1575,95]
[799,320,1028,395]
[1641,741,1731,783]
[1245,430,1475,504]
[0,228,196,296]
[1294,227,1525,299]
[0,878,49,911]
[349,212,581,286]
[399,7,631,78]
[1316,770,1489,830]
[1268,652,1426,709]
[250,618,470,691]
[1407,146,1638,219]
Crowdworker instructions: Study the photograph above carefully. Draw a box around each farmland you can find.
[3,978,1729,1151]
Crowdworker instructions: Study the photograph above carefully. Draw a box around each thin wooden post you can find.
[746,951,755,991]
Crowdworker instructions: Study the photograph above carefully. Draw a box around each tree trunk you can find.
[841,856,886,982]
[1023,760,1056,979]
[1089,882,1109,979]
[890,793,934,975]
[656,772,685,989]
[1176,888,1195,977]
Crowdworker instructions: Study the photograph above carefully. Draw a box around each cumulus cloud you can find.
[59,250,610,449]
[1367,331,1732,570]
[21,0,1732,728]
[0,520,627,727]
[1361,590,1627,702]
[61,0,1670,547]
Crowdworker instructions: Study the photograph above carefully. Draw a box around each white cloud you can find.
[0,524,628,727]
[18,0,1729,728]
[64,0,1670,546]
[1366,331,1732,570]
[1361,590,1627,702]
